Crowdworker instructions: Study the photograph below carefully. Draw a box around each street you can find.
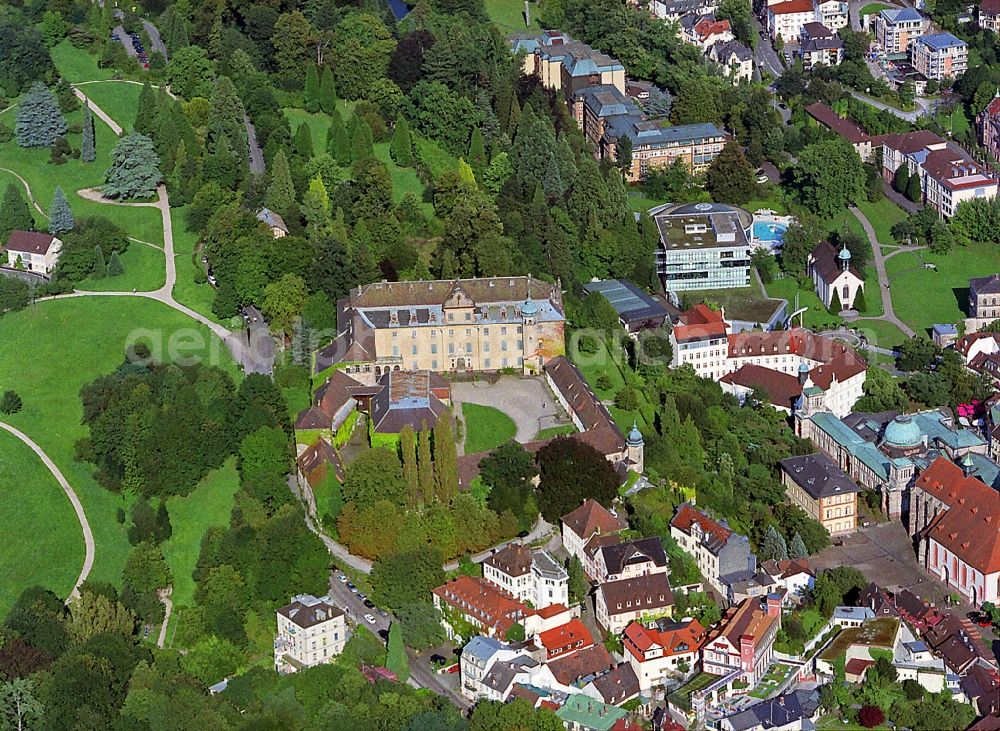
[752,18,784,78]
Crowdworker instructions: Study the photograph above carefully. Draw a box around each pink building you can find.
[701,596,781,687]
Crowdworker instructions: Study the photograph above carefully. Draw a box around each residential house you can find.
[669,304,732,380]
[808,241,865,312]
[670,503,757,598]
[3,230,62,275]
[911,32,967,81]
[709,41,754,83]
[955,331,1000,367]
[799,22,845,68]
[979,0,1000,31]
[702,596,782,687]
[459,636,524,700]
[815,616,901,677]
[556,693,629,731]
[596,572,675,635]
[582,279,671,335]
[768,0,818,43]
[432,576,531,643]
[325,277,565,379]
[538,618,594,661]
[256,207,288,238]
[980,96,1000,167]
[294,437,344,496]
[873,7,929,54]
[651,202,753,292]
[592,537,668,584]
[805,102,872,160]
[646,0,719,21]
[294,369,368,434]
[832,606,875,628]
[759,559,815,600]
[274,595,346,673]
[924,612,991,674]
[717,688,821,731]
[815,0,848,29]
[623,618,708,691]
[548,643,617,687]
[965,273,1000,332]
[910,457,1000,605]
[483,543,570,610]
[780,453,862,536]
[680,12,734,49]
[513,31,626,98]
[873,130,998,220]
[561,499,628,569]
[580,663,642,706]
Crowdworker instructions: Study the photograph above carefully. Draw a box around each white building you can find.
[670,304,731,381]
[911,32,968,81]
[768,0,818,42]
[3,230,62,276]
[560,499,627,568]
[274,594,346,673]
[592,537,668,584]
[670,504,757,597]
[596,572,675,635]
[623,618,707,691]
[808,242,865,312]
[482,543,569,610]
[815,0,848,29]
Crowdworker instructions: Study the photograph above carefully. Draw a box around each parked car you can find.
[346,583,357,592]
[376,609,388,618]
[430,654,447,664]
[445,664,460,674]
[364,613,376,624]
[363,599,375,609]
[756,173,769,184]
[336,573,347,583]
[357,593,367,602]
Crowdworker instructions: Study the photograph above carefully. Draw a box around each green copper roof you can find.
[555,694,628,731]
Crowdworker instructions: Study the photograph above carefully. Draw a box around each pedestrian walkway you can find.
[849,206,916,338]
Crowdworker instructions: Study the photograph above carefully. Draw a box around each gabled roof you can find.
[672,304,727,343]
[548,643,615,685]
[761,558,814,580]
[538,618,593,656]
[720,364,801,410]
[623,618,707,661]
[484,543,533,578]
[810,241,863,284]
[4,230,56,255]
[806,102,869,144]
[599,572,674,616]
[710,597,778,648]
[587,663,640,705]
[295,436,344,485]
[671,503,732,552]
[256,207,288,233]
[432,576,529,636]
[598,537,667,576]
[277,594,343,628]
[562,499,627,541]
[768,0,814,14]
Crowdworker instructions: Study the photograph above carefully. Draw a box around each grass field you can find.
[0,298,238,598]
[854,318,907,351]
[486,0,540,35]
[0,430,85,617]
[535,424,576,440]
[885,241,998,335]
[51,40,118,83]
[77,241,166,292]
[766,276,841,329]
[859,2,893,15]
[74,80,144,134]
[161,460,240,607]
[855,198,907,248]
[171,205,224,322]
[461,403,517,454]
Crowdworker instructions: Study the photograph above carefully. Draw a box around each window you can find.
[501,326,508,335]
[411,344,417,355]
[448,343,455,354]
[484,358,491,369]
[411,330,417,338]
[501,341,508,351]
[483,343,490,352]
[465,312,471,321]
[392,346,399,356]
[466,343,473,353]
[483,327,489,336]
[432,360,438,370]
[431,343,437,354]
[448,313,454,321]
[465,328,472,336]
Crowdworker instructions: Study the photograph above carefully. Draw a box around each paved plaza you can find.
[451,375,571,445]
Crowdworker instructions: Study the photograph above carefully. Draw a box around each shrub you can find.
[858,705,885,728]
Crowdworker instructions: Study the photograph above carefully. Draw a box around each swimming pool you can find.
[752,221,788,243]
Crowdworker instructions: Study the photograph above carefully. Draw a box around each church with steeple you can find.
[808,241,866,312]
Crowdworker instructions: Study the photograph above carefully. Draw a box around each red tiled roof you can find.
[720,364,802,409]
[915,458,1000,575]
[623,618,707,662]
[769,0,815,14]
[562,499,627,541]
[671,504,732,545]
[808,351,867,389]
[871,130,945,155]
[4,230,55,255]
[845,657,875,678]
[695,16,731,40]
[548,643,615,685]
[956,332,1000,356]
[538,618,594,658]
[982,0,1000,16]
[431,576,530,636]
[673,304,727,343]
[921,147,996,192]
[710,598,779,648]
[806,102,869,144]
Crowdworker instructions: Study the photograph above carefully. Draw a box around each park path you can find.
[156,589,173,648]
[72,87,122,135]
[0,168,46,217]
[0,421,95,603]
[849,206,917,339]
[74,79,178,101]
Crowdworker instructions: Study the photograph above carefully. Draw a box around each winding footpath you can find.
[0,421,95,603]
[849,206,917,339]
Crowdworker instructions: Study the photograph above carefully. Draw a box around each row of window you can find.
[391,340,523,357]
[393,326,524,338]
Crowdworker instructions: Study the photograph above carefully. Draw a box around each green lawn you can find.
[0,105,164,245]
[170,205,225,323]
[77,242,166,292]
[628,192,662,214]
[0,429,85,617]
[859,2,892,15]
[885,241,998,335]
[854,318,907,352]
[161,460,240,608]
[535,424,577,440]
[486,0,540,34]
[855,199,907,248]
[74,80,144,134]
[461,403,517,454]
[766,276,841,328]
[0,298,239,594]
[51,40,118,82]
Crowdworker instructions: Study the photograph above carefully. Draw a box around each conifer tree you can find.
[81,101,96,163]
[15,82,67,148]
[266,149,296,220]
[294,122,314,159]
[542,151,564,199]
[906,173,922,203]
[418,423,434,504]
[386,623,410,681]
[400,425,418,507]
[300,175,330,235]
[389,113,413,167]
[433,415,458,503]
[107,250,124,277]
[458,158,476,186]
[327,109,350,166]
[829,287,842,314]
[206,76,248,163]
[853,285,868,314]
[320,66,337,115]
[351,119,374,163]
[0,183,35,240]
[134,80,157,135]
[476,90,500,148]
[468,127,487,179]
[304,65,320,113]
[788,533,808,560]
[103,134,162,200]
[48,186,74,234]
[761,525,788,561]
[93,245,106,278]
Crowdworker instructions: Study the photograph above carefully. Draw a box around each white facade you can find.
[274,595,346,673]
[927,539,1000,605]
[4,237,62,275]
[815,0,848,29]
[768,1,819,43]
[670,332,729,380]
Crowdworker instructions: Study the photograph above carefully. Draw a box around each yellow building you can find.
[512,31,626,98]
[332,277,565,380]
[780,453,861,536]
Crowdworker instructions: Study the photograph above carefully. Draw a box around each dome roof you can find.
[838,245,852,260]
[627,421,643,446]
[798,362,810,373]
[883,415,921,448]
[521,299,538,316]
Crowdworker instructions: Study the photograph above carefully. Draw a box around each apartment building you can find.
[780,453,861,536]
[873,7,929,54]
[274,595,346,673]
[967,274,1000,332]
[596,572,675,634]
[911,32,967,81]
[875,131,997,219]
[977,96,1000,165]
[701,596,781,687]
[623,618,707,691]
[979,0,1000,32]
[513,31,626,98]
[561,499,628,568]
[331,277,565,379]
[815,0,849,29]
[669,304,731,380]
[592,537,668,584]
[670,504,757,598]
[768,0,818,42]
[799,22,845,68]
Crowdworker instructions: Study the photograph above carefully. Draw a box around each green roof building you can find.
[555,693,629,731]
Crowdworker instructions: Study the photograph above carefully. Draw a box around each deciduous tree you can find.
[536,437,619,521]
[707,142,757,204]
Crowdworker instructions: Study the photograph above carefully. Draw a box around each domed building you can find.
[880,415,925,458]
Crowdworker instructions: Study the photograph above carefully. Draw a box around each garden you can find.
[461,402,517,454]
[749,662,797,699]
